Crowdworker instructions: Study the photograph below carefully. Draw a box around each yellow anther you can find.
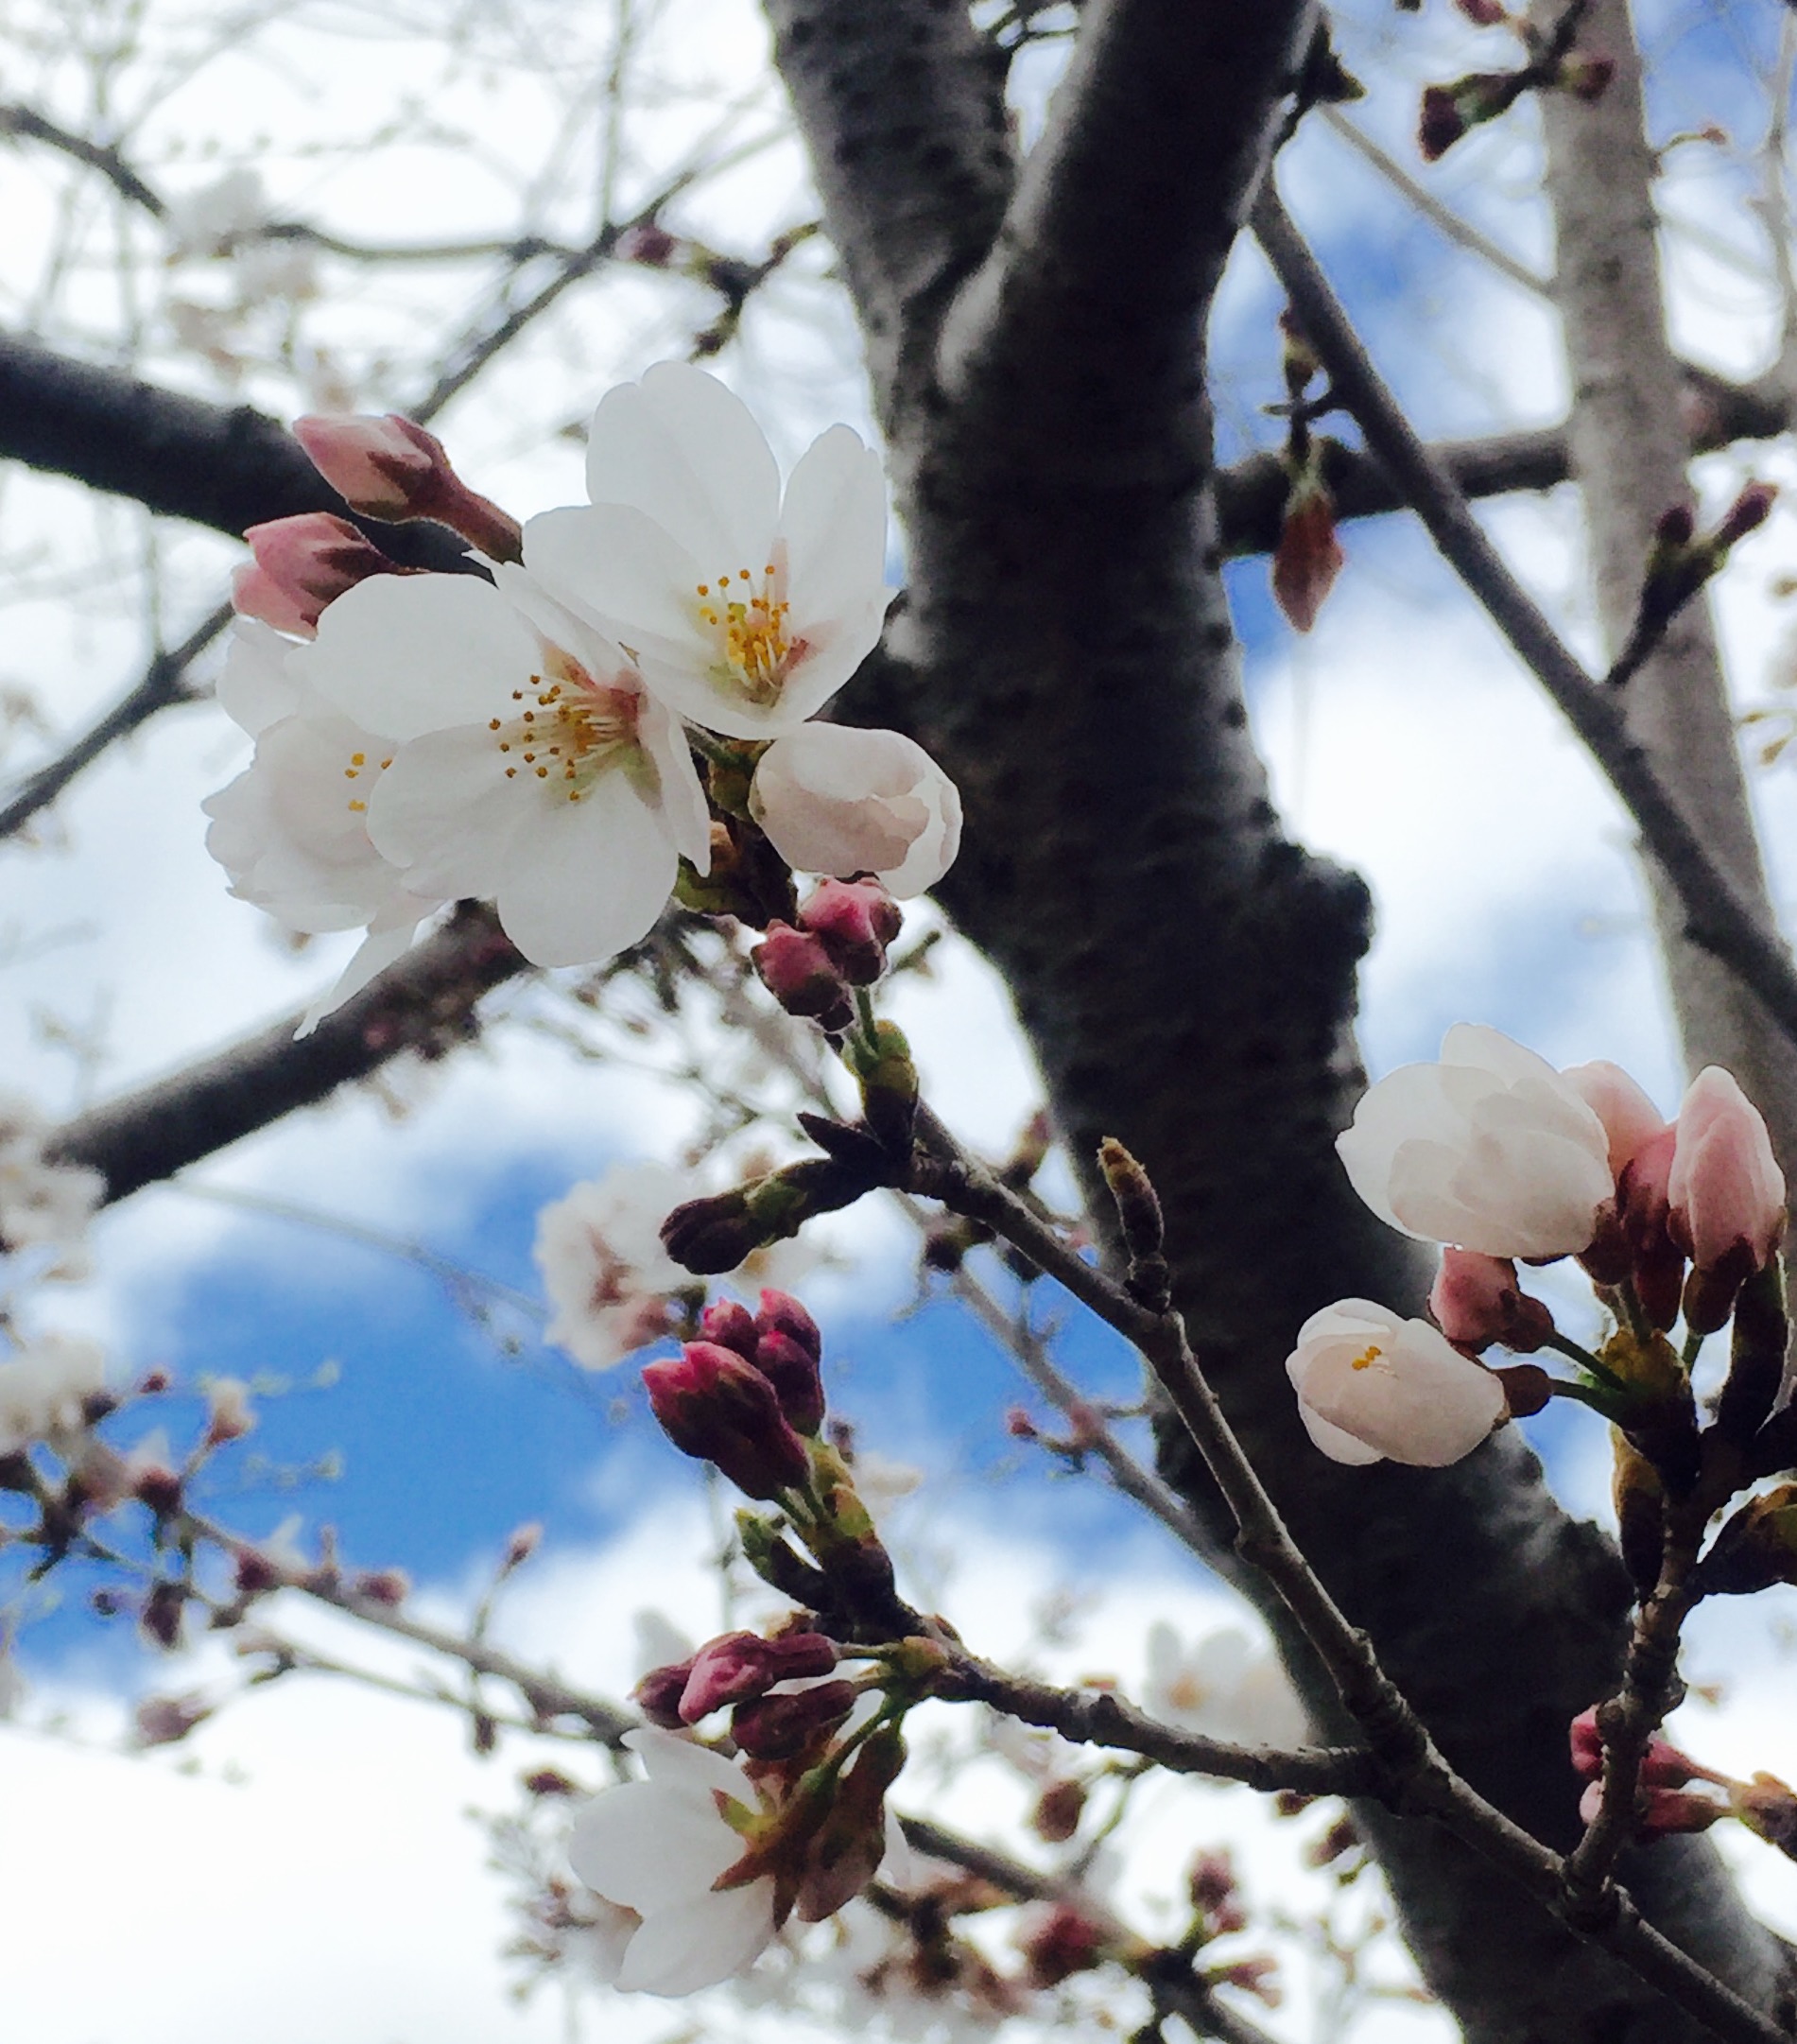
[350,752,366,766]
[1350,1344,1383,1372]
[348,798,367,812]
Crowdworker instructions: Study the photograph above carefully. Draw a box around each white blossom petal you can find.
[491,767,677,966]
[585,362,781,569]
[613,1879,778,1996]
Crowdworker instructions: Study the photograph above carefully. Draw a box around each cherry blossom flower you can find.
[1142,1623,1307,1747]
[1335,1024,1615,1258]
[299,569,710,968]
[0,1094,103,1273]
[749,724,961,896]
[524,362,890,739]
[202,620,443,1032]
[1286,1298,1508,1466]
[566,1727,778,1995]
[1563,1060,1668,1182]
[533,1162,693,1371]
[0,1333,106,1455]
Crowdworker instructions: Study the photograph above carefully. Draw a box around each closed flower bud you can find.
[844,1019,920,1152]
[1031,1777,1087,1844]
[731,1677,858,1760]
[749,724,961,899]
[678,1630,838,1723]
[1022,1902,1107,1987]
[1668,1067,1786,1332]
[1563,1061,1668,1182]
[1730,1773,1797,1860]
[752,923,854,1028]
[700,1297,759,1357]
[1717,480,1778,547]
[1337,1026,1615,1260]
[293,412,523,563]
[642,1343,811,1498]
[235,513,401,636]
[634,1654,698,1727]
[1286,1298,1508,1466]
[1568,1707,1702,1788]
[1581,1777,1725,1838]
[797,877,903,986]
[753,1329,826,1435]
[757,1289,821,1363]
[1428,1249,1554,1352]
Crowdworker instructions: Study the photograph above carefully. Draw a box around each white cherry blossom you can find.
[1335,1024,1615,1258]
[0,1333,107,1455]
[750,723,961,896]
[533,1162,693,1370]
[524,362,890,740]
[0,1094,102,1272]
[203,620,442,1031]
[567,1726,777,1995]
[1142,1623,1307,1748]
[300,570,710,969]
[1286,1298,1508,1467]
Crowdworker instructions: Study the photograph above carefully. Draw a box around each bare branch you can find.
[0,102,167,217]
[44,903,529,1204]
[1253,182,1797,1057]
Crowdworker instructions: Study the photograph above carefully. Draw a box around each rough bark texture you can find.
[1538,0,1797,1185]
[776,1,1790,2035]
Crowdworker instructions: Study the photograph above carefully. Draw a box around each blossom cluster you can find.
[205,364,961,1029]
[1291,1025,1788,1468]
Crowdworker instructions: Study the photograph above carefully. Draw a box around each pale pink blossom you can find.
[1142,1623,1307,1748]
[1336,1025,1614,1258]
[1562,1060,1668,1182]
[1286,1298,1508,1467]
[300,570,709,968]
[0,1334,106,1455]
[533,1163,692,1371]
[1428,1249,1554,1353]
[567,1726,778,1995]
[749,724,961,896]
[0,1094,102,1271]
[525,362,890,739]
[1667,1066,1786,1275]
[292,414,521,560]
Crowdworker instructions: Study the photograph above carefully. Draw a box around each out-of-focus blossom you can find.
[299,570,710,970]
[1428,1249,1554,1353]
[1286,1298,1508,1466]
[1336,1025,1615,1258]
[525,362,890,740]
[567,1727,778,1995]
[533,1162,692,1371]
[1142,1622,1308,1749]
[0,1334,106,1455]
[0,1096,103,1273]
[749,724,961,897]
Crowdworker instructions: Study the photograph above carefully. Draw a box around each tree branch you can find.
[0,102,167,217]
[44,903,529,1204]
[1253,182,1797,1058]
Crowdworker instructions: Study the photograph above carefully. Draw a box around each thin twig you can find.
[1252,181,1797,1059]
[903,1107,1791,2044]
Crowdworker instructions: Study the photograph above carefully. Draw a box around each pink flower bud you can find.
[1667,1067,1786,1330]
[731,1676,858,1759]
[1562,1061,1668,1183]
[677,1629,838,1723]
[753,1329,826,1435]
[632,1654,697,1728]
[1022,1902,1107,1987]
[292,413,524,563]
[1568,1706,1702,1787]
[1429,1250,1554,1353]
[757,1289,821,1363]
[1718,480,1778,547]
[798,877,902,986]
[1579,1778,1724,1837]
[699,1297,759,1358]
[233,513,400,635]
[642,1342,811,1498]
[752,922,852,1026]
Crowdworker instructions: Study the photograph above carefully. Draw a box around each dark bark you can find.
[45,906,527,1204]
[0,330,476,572]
